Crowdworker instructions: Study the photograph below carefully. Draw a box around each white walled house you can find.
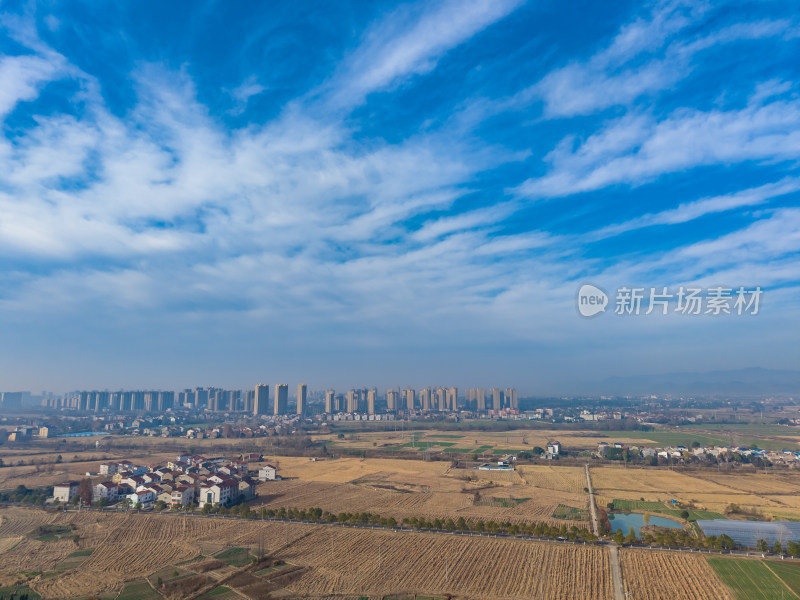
[127,489,155,508]
[92,481,119,503]
[199,479,238,506]
[99,463,118,476]
[171,485,195,506]
[53,482,79,503]
[258,465,277,481]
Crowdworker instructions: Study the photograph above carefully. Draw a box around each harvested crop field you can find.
[249,523,611,599]
[620,549,734,600]
[591,466,800,520]
[258,457,590,527]
[1,507,609,600]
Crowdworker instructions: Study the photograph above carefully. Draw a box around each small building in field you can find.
[258,465,277,481]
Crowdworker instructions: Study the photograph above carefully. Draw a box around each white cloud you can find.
[529,2,791,119]
[516,93,800,199]
[324,0,522,109]
[587,177,800,240]
[0,52,65,117]
[227,75,266,115]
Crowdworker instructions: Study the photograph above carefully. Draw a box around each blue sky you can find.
[1,0,799,395]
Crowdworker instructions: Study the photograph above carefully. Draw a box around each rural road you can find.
[585,466,623,600]
[585,465,599,537]
[608,544,625,600]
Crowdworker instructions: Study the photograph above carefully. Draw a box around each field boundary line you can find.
[763,560,800,600]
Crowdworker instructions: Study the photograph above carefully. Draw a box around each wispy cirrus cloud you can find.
[526,2,793,119]
[515,87,800,199]
[586,177,800,240]
[321,0,522,109]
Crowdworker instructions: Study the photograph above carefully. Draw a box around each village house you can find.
[99,463,119,476]
[199,479,238,506]
[53,482,79,503]
[238,478,257,500]
[92,481,119,503]
[171,485,195,506]
[127,489,155,508]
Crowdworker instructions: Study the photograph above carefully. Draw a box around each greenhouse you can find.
[697,519,800,549]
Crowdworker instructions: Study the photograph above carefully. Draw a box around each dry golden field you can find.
[619,549,734,600]
[591,465,800,520]
[0,506,610,600]
[243,522,613,600]
[257,456,590,527]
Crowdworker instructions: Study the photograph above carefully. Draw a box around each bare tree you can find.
[77,478,93,505]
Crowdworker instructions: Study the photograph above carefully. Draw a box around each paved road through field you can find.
[608,544,625,600]
[585,464,599,537]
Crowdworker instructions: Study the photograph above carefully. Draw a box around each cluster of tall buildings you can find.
[253,383,306,416]
[44,384,518,416]
[321,386,518,415]
[466,387,519,411]
[49,390,176,412]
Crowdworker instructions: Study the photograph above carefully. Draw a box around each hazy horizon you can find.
[1,1,799,393]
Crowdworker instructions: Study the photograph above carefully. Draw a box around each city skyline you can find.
[1,1,799,394]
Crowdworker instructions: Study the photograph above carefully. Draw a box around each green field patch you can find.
[40,571,61,579]
[475,497,529,508]
[397,441,435,449]
[766,562,800,597]
[0,585,41,599]
[397,440,457,448]
[116,579,162,600]
[54,548,94,571]
[444,445,493,453]
[214,547,252,567]
[427,434,464,439]
[707,557,798,600]
[552,504,589,520]
[29,524,73,542]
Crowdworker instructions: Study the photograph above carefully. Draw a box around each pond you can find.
[608,512,683,537]
[61,431,108,437]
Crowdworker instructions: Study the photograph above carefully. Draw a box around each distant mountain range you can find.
[596,368,800,396]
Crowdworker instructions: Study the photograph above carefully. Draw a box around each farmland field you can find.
[273,524,612,599]
[0,506,610,599]
[255,457,590,527]
[592,466,800,521]
[707,557,799,600]
[765,562,800,597]
[620,549,733,599]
